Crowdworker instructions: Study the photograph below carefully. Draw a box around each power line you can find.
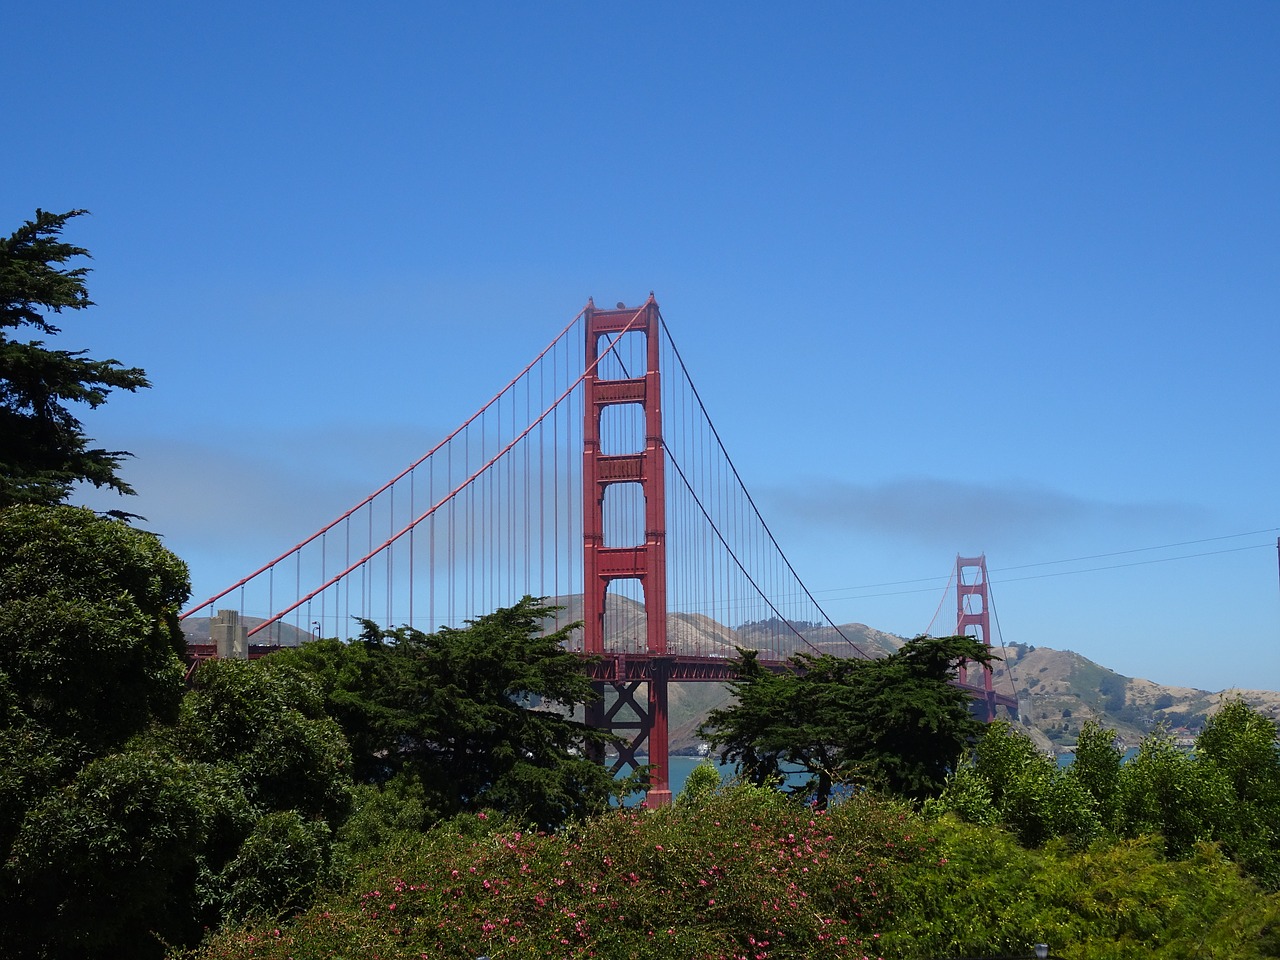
[818,538,1278,602]
[991,528,1280,573]
[990,542,1272,586]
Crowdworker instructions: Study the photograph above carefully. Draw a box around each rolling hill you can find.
[184,600,1280,756]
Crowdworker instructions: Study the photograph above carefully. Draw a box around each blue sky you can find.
[7,2,1278,691]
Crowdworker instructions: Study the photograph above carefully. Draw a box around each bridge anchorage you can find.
[181,294,1011,806]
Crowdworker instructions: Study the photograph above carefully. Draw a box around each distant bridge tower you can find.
[582,295,673,806]
[956,554,998,722]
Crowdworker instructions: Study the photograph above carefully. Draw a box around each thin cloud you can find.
[73,424,445,555]
[763,476,1204,550]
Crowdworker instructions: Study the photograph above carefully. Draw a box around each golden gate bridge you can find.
[182,295,1016,804]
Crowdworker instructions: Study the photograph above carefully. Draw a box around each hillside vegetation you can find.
[990,641,1280,752]
[187,601,1279,755]
[660,619,1280,755]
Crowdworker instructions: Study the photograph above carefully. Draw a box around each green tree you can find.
[1066,719,1124,828]
[0,504,188,956]
[216,809,333,923]
[1,656,357,960]
[939,706,1280,891]
[693,649,805,792]
[177,657,353,826]
[1115,729,1233,860]
[0,209,149,507]
[1,746,251,959]
[275,596,620,830]
[1192,698,1280,887]
[0,504,187,753]
[932,720,1101,847]
[0,504,189,859]
[0,506,357,957]
[701,635,993,806]
[265,633,395,785]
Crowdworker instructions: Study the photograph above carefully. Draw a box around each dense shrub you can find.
[936,706,1280,894]
[888,816,1280,960]
[186,782,1280,960]
[189,784,921,959]
[4,747,250,956]
[217,811,333,922]
[928,720,1101,847]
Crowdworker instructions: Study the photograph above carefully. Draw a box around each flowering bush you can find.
[189,784,916,959]
[187,782,1280,960]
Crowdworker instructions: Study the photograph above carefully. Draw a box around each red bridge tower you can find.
[582,295,673,805]
[956,554,999,722]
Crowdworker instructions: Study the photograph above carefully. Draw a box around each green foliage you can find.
[263,635,389,782]
[937,702,1280,895]
[0,655,355,958]
[0,504,190,873]
[697,649,806,792]
[1069,719,1124,826]
[170,657,354,926]
[841,635,994,801]
[178,657,352,825]
[188,786,1280,960]
[217,810,333,923]
[275,596,619,830]
[931,721,1101,847]
[887,816,1280,960]
[1198,699,1280,887]
[0,505,202,957]
[1,746,252,959]
[333,778,435,864]
[1115,728,1233,859]
[0,504,188,753]
[701,634,992,805]
[189,785,918,960]
[0,508,362,956]
[2,706,345,957]
[676,761,723,809]
[0,209,149,507]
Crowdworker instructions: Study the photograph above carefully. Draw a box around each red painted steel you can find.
[956,554,1001,721]
[581,653,769,683]
[582,294,674,805]
[180,310,588,623]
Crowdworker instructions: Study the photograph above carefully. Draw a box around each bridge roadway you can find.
[578,651,1018,712]
[184,644,1017,713]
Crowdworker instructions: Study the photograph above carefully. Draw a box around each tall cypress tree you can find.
[0,209,148,507]
[702,634,993,806]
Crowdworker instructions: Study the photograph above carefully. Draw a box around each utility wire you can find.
[812,529,1280,600]
[992,527,1280,573]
